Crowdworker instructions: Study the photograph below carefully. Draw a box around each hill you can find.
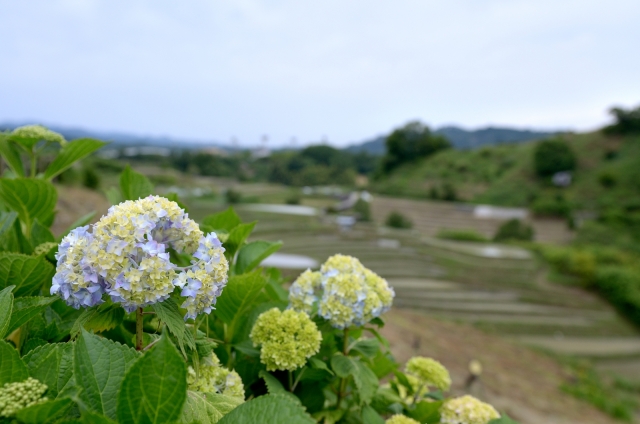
[0,121,225,150]
[347,126,559,154]
[372,130,640,214]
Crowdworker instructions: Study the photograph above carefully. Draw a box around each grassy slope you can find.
[373,131,640,210]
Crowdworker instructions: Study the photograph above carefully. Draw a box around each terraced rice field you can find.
[193,202,640,379]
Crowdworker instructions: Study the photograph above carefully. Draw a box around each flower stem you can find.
[136,307,144,351]
[335,328,350,409]
[288,371,294,392]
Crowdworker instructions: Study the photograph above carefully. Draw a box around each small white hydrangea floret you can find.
[250,308,322,371]
[440,395,500,424]
[51,196,228,320]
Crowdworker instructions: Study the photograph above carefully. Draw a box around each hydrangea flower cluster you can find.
[51,196,228,320]
[385,415,420,424]
[187,353,245,399]
[250,308,322,371]
[288,254,395,328]
[11,124,66,146]
[0,378,48,417]
[405,356,452,392]
[439,395,500,424]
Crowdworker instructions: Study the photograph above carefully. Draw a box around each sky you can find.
[1,0,639,148]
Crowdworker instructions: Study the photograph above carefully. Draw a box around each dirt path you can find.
[381,309,621,424]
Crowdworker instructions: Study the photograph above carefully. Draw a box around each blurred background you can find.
[2,1,640,422]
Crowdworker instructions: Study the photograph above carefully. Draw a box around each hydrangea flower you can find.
[250,308,322,371]
[187,353,245,399]
[288,269,322,313]
[0,378,48,417]
[289,254,395,328]
[439,395,500,424]
[405,356,451,392]
[11,124,66,146]
[51,196,228,320]
[386,415,420,424]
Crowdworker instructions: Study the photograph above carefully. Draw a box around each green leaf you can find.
[81,411,118,423]
[223,222,256,261]
[117,335,187,424]
[73,303,125,335]
[152,297,196,355]
[407,400,442,423]
[350,338,379,359]
[0,136,25,177]
[361,405,384,424]
[29,219,55,249]
[489,415,521,424]
[7,296,56,335]
[21,337,47,355]
[0,253,55,297]
[353,361,378,405]
[218,394,315,424]
[330,354,357,378]
[0,340,28,385]
[308,357,333,376]
[235,241,282,275]
[44,138,107,180]
[258,370,300,406]
[119,165,154,201]
[214,272,267,341]
[0,178,57,230]
[105,187,123,206]
[202,208,241,233]
[41,345,70,368]
[0,212,32,254]
[59,211,95,240]
[16,397,74,424]
[0,285,14,338]
[179,391,243,424]
[75,328,140,419]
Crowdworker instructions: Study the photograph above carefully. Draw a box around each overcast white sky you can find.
[1,0,639,147]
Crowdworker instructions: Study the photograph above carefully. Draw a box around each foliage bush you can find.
[381,122,451,174]
[353,198,371,222]
[531,194,571,218]
[437,229,488,243]
[604,105,640,135]
[493,219,534,242]
[533,139,577,178]
[82,167,100,190]
[225,188,242,204]
[386,212,413,229]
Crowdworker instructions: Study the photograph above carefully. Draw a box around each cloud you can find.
[0,0,639,146]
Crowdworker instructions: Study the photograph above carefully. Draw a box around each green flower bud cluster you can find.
[385,414,420,424]
[0,378,48,417]
[11,125,66,146]
[33,242,57,256]
[440,395,500,424]
[250,308,322,371]
[405,356,451,392]
[187,353,245,399]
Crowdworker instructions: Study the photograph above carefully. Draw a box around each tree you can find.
[533,139,576,178]
[604,105,640,135]
[381,121,451,173]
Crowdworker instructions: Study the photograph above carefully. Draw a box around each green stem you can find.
[136,307,144,351]
[291,368,306,392]
[335,328,350,409]
[288,371,294,392]
[30,153,36,178]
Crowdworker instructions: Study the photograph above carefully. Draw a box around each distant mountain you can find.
[346,126,560,154]
[0,122,226,150]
